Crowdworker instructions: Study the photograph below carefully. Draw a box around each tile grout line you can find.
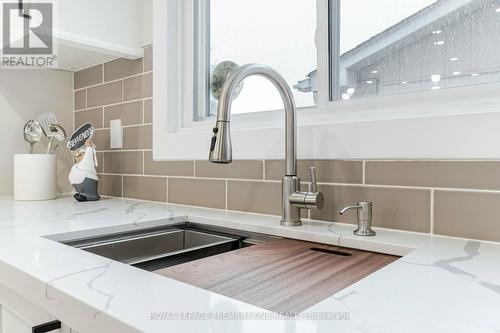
[93,172,500,194]
[362,161,366,184]
[98,172,281,184]
[97,168,500,196]
[309,182,500,194]
[102,105,105,128]
[142,99,145,124]
[97,173,283,183]
[99,148,153,153]
[73,70,153,92]
[94,123,153,132]
[225,180,228,211]
[99,150,144,154]
[74,98,149,112]
[166,177,169,203]
[430,189,435,234]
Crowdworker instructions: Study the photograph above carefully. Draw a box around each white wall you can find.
[0,69,74,196]
[142,0,153,46]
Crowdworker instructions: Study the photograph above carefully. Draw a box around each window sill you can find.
[154,82,500,160]
[178,82,500,133]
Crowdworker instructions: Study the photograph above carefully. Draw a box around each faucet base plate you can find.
[280,220,302,227]
[354,229,376,237]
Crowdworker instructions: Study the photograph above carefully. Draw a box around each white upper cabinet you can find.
[53,0,144,71]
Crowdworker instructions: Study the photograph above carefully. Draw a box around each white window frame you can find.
[153,0,500,161]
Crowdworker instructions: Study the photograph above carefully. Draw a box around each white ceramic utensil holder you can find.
[14,154,57,201]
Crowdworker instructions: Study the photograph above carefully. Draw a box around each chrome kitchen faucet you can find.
[209,64,324,226]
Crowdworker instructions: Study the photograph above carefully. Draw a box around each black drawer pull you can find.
[32,320,61,333]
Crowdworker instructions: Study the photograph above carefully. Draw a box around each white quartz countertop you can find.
[0,196,499,333]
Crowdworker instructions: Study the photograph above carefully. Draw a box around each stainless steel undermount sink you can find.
[63,223,278,271]
[60,222,399,314]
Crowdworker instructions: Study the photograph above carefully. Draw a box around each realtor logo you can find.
[1,1,56,68]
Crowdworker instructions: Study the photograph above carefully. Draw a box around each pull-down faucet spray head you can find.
[209,120,232,164]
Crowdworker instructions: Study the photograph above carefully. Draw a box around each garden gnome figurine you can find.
[67,123,100,202]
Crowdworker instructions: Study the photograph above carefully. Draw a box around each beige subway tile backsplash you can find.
[366,161,500,190]
[104,151,143,175]
[434,190,500,242]
[196,160,263,179]
[123,125,152,150]
[123,176,167,202]
[143,99,152,123]
[75,107,103,130]
[144,151,194,177]
[74,90,86,110]
[104,101,142,127]
[74,64,102,90]
[98,174,122,197]
[123,72,152,101]
[87,81,122,107]
[104,58,143,82]
[168,178,226,209]
[311,185,431,233]
[265,160,363,184]
[74,54,500,243]
[227,181,281,215]
[92,129,110,151]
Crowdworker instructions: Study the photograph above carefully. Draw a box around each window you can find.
[153,0,500,161]
[339,0,500,100]
[194,0,320,121]
[195,0,500,113]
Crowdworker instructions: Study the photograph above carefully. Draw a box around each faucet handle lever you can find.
[289,167,324,210]
[310,167,318,192]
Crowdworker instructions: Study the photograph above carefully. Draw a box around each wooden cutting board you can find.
[154,238,399,313]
